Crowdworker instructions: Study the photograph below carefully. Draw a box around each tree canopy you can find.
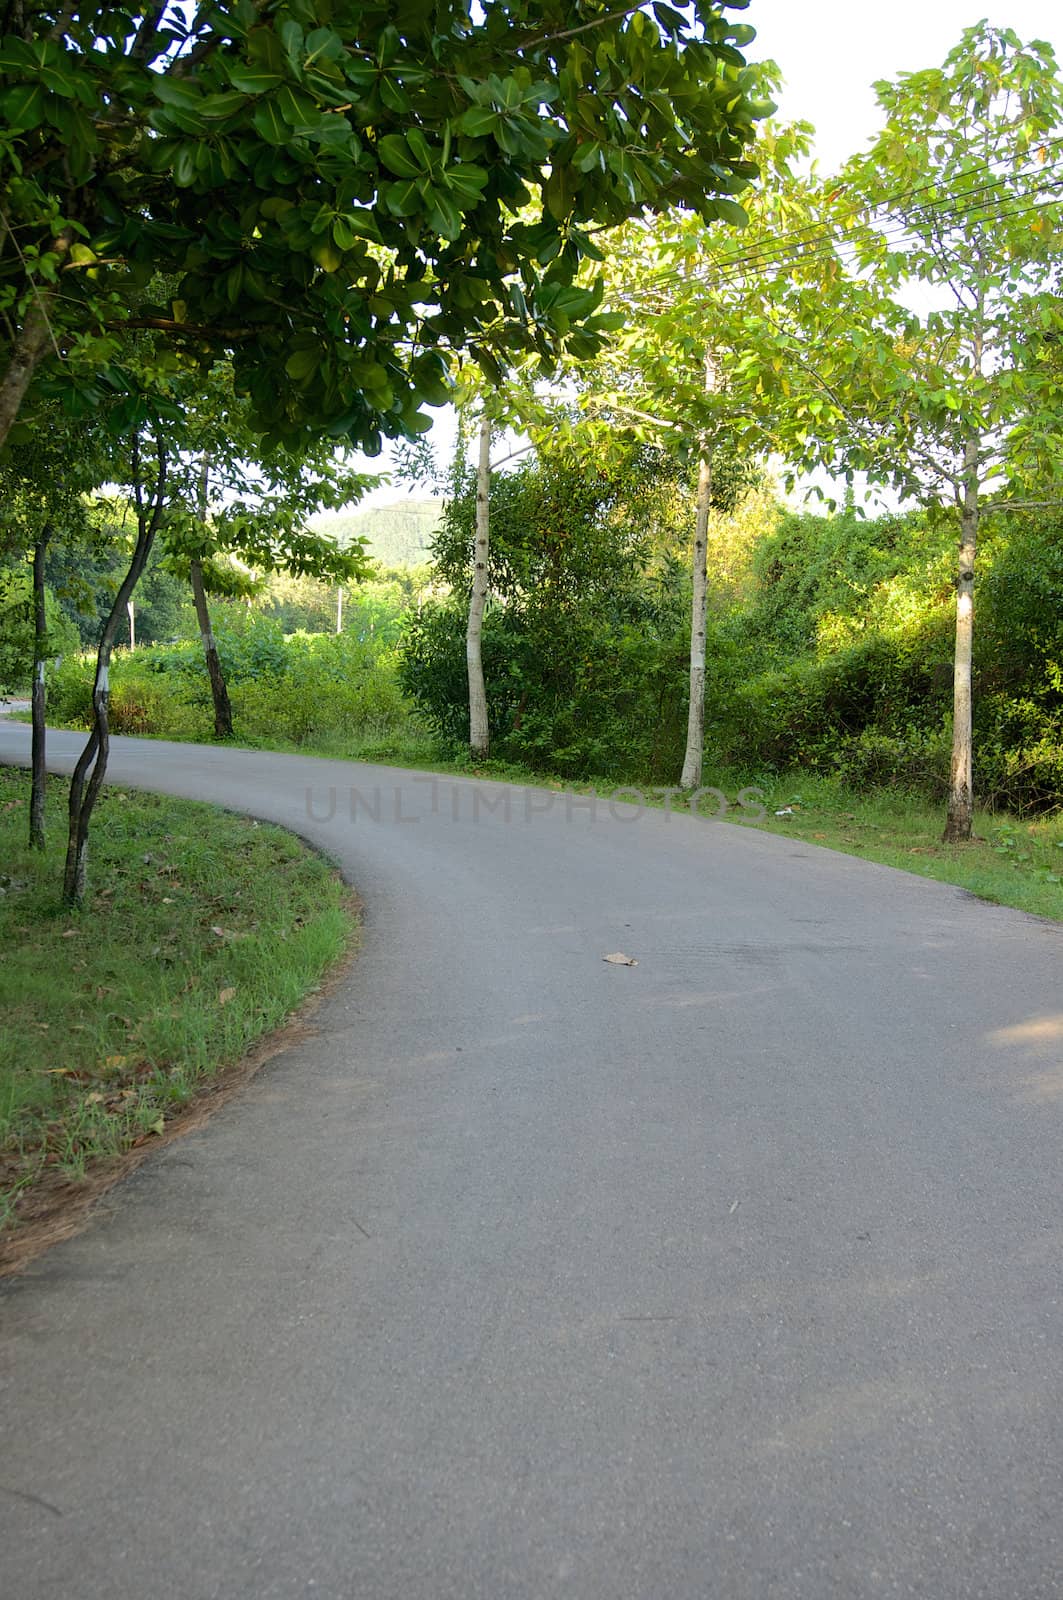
[0,0,769,453]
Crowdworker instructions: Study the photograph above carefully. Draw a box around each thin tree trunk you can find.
[680,452,713,789]
[126,596,136,650]
[681,351,718,790]
[0,231,73,451]
[466,413,491,762]
[191,459,233,739]
[29,531,50,850]
[943,433,979,843]
[63,435,167,906]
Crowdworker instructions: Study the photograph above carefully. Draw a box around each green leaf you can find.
[332,216,360,251]
[275,84,320,128]
[0,82,45,129]
[285,348,319,382]
[227,67,285,95]
[405,127,433,169]
[311,239,343,272]
[253,98,290,145]
[383,178,422,217]
[197,91,250,120]
[173,144,197,187]
[457,106,497,137]
[377,134,420,177]
[712,198,749,227]
[445,164,488,207]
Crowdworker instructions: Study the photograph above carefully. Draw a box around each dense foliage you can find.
[0,0,766,452]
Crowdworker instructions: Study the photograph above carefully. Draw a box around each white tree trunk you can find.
[680,453,713,789]
[466,413,491,761]
[944,433,980,842]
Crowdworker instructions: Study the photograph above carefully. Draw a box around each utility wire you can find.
[633,139,1063,294]
[628,174,1063,301]
[649,129,1063,281]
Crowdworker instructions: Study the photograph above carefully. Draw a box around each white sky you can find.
[745,1,1062,171]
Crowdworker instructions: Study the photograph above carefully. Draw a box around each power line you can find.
[632,136,1063,295]
[627,169,1063,302]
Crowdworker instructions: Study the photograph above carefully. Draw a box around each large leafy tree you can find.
[559,113,814,787]
[715,26,1063,839]
[0,0,768,454]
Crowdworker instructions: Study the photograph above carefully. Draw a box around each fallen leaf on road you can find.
[602,952,638,967]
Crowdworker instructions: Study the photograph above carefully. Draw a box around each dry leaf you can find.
[602,952,638,967]
[104,1054,127,1071]
[85,1092,105,1105]
[218,987,236,1006]
[61,928,78,938]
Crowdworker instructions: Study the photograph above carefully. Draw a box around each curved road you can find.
[2,726,1062,1599]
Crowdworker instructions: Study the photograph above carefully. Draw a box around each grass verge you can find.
[714,770,1063,921]
[0,765,357,1258]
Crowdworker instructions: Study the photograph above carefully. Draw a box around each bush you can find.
[0,569,79,694]
[399,598,689,782]
[47,652,96,726]
[46,620,418,752]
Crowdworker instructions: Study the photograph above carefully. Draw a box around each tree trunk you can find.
[0,232,73,451]
[191,459,233,739]
[943,435,979,843]
[29,531,50,850]
[466,413,491,762]
[126,597,136,650]
[190,559,233,739]
[0,303,54,453]
[680,452,713,789]
[63,436,166,906]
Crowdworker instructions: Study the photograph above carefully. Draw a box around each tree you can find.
[419,428,680,769]
[560,112,813,787]
[707,28,1063,838]
[0,1,770,455]
[468,412,492,761]
[0,416,102,847]
[63,426,168,905]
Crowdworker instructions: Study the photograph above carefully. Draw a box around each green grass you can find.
[0,766,356,1234]
[714,770,1063,921]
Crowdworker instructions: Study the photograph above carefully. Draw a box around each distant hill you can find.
[312,498,444,568]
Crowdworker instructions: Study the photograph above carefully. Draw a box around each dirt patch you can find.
[0,891,361,1280]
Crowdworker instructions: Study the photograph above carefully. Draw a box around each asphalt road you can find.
[2,725,1062,1600]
